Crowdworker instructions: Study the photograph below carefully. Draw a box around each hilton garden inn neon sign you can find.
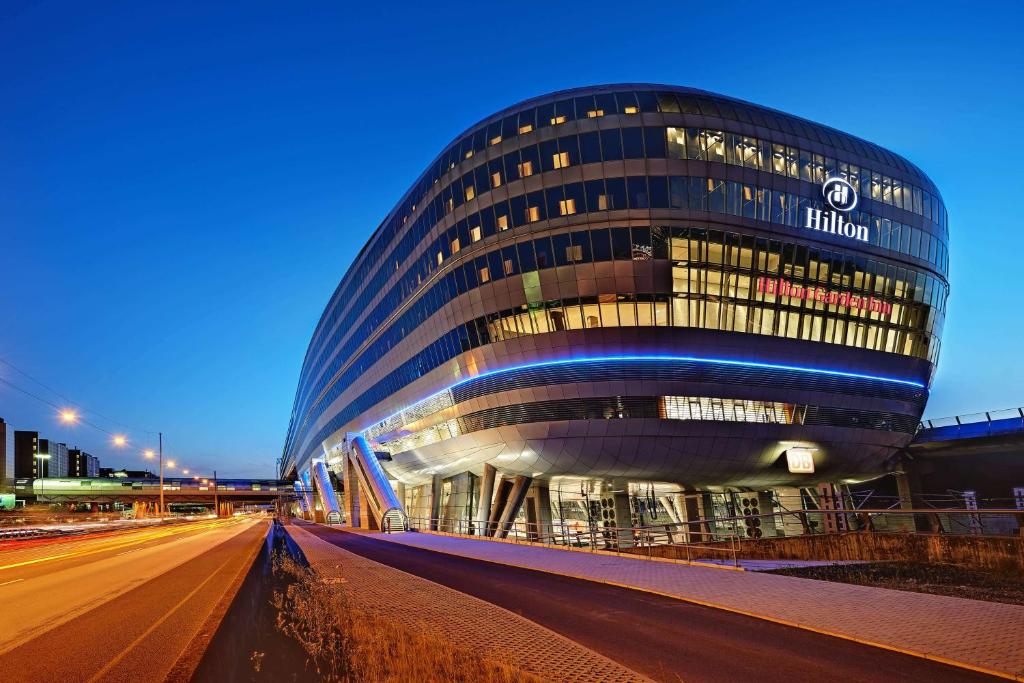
[804,177,869,243]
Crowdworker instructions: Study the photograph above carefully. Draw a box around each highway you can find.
[0,516,267,682]
[300,525,998,683]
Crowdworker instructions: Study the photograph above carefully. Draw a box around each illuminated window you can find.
[464,150,473,159]
[526,206,540,222]
[552,151,570,169]
[450,238,461,254]
[559,198,577,215]
[465,185,475,201]
[566,244,583,261]
[551,115,566,125]
[598,193,610,210]
[497,214,509,230]
[489,135,502,146]
[445,198,454,213]
[518,160,534,177]
[479,266,490,283]
[586,109,604,118]
[470,225,482,242]
[504,258,515,275]
[491,171,502,188]
[436,251,443,266]
[624,105,639,114]
[518,123,533,134]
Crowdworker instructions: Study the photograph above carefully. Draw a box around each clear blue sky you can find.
[1,2,1021,477]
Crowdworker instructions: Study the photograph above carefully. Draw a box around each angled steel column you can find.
[475,463,497,535]
[311,459,341,522]
[494,475,532,539]
[293,481,312,518]
[344,433,405,530]
[487,477,514,536]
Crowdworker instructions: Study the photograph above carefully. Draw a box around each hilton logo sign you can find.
[804,177,869,243]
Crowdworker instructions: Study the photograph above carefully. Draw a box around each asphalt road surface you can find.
[301,524,999,683]
[0,516,267,682]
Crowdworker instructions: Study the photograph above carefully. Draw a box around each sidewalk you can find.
[369,529,1024,681]
[286,524,646,682]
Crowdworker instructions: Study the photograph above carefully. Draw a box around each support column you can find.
[494,475,532,539]
[487,478,514,536]
[676,493,712,544]
[525,480,553,542]
[475,464,497,536]
[428,474,442,531]
[894,466,941,532]
[343,455,361,528]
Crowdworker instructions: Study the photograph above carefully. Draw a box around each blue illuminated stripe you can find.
[361,354,925,432]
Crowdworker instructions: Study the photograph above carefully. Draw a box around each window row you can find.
[293,277,933,460]
[376,394,908,455]
[292,206,948,437]
[292,171,949,429]
[300,103,944,410]
[288,226,945,458]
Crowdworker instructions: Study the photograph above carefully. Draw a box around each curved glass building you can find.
[282,84,948,528]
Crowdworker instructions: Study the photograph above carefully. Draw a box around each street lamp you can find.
[36,452,51,501]
[113,434,127,447]
[60,409,78,424]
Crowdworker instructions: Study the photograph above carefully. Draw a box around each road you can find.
[300,524,998,683]
[0,516,267,682]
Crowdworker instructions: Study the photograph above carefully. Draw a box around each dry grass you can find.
[770,561,1024,606]
[272,555,540,682]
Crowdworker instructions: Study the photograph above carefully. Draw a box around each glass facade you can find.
[283,85,948,475]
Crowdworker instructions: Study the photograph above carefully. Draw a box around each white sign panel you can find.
[786,448,816,474]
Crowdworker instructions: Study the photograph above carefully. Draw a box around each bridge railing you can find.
[918,407,1024,437]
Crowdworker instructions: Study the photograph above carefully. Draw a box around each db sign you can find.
[786,448,816,474]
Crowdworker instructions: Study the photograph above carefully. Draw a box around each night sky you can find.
[2,2,1021,476]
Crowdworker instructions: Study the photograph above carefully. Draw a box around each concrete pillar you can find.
[894,468,942,533]
[525,480,553,541]
[675,493,713,544]
[343,454,361,529]
[475,464,497,536]
[428,474,442,531]
[494,475,532,539]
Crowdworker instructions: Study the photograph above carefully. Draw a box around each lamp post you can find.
[36,452,50,501]
[159,432,164,516]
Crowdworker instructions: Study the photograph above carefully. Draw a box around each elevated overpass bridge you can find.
[906,408,1024,501]
[12,477,297,509]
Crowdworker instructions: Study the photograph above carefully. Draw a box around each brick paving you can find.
[370,530,1024,680]
[286,524,647,682]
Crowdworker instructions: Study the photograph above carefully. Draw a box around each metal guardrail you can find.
[402,502,1024,558]
[403,515,744,567]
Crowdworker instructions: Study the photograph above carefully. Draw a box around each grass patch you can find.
[272,554,540,682]
[769,561,1024,606]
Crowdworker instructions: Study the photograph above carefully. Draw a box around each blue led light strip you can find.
[361,354,925,433]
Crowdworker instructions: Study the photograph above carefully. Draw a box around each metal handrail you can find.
[399,500,1024,552]
[402,515,744,567]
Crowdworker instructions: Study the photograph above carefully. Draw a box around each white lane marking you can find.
[0,578,25,587]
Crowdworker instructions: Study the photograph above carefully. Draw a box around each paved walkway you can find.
[286,524,647,682]
[367,530,1024,680]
